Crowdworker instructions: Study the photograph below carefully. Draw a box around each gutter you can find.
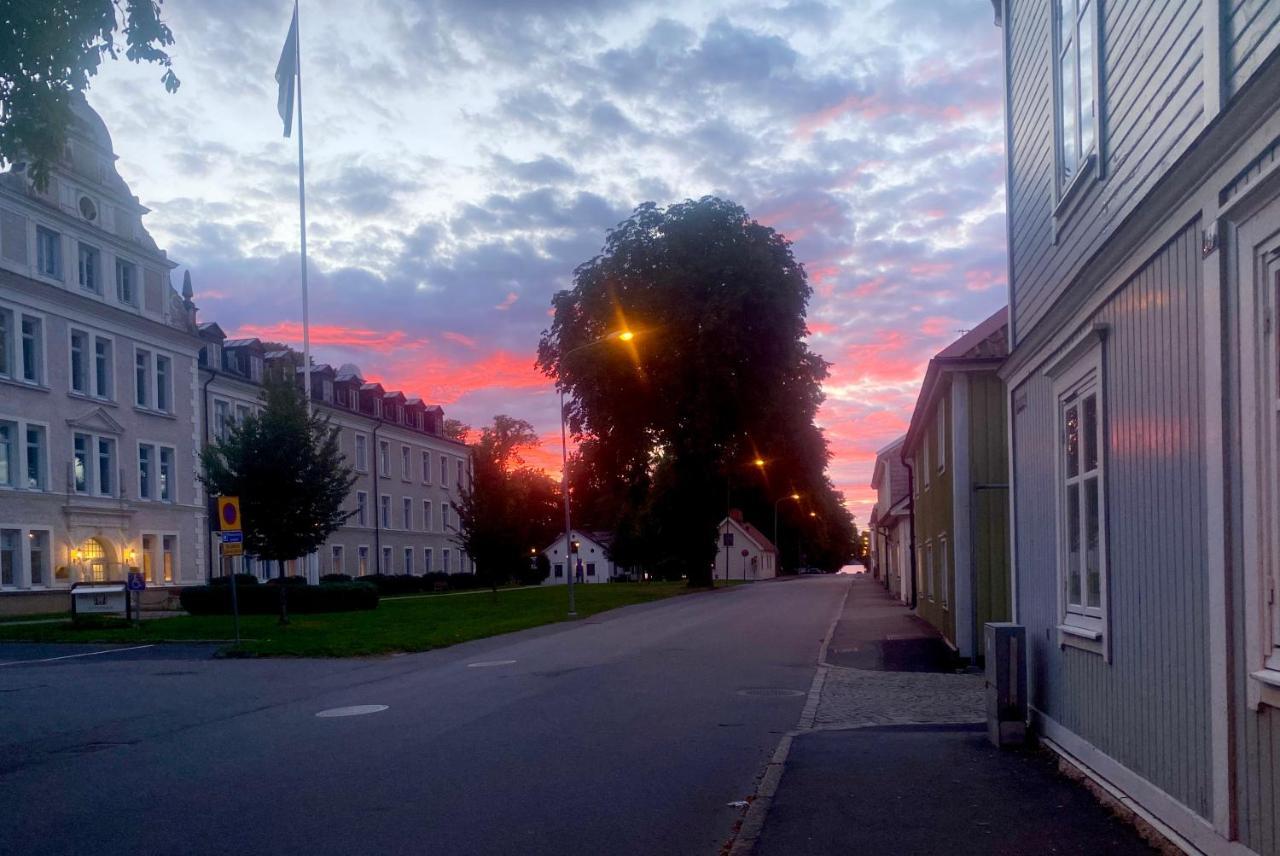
[201,367,217,583]
[372,417,382,574]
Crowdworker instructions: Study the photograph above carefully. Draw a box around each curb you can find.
[726,577,853,856]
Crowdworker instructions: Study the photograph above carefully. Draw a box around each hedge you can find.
[209,573,259,587]
[180,582,378,615]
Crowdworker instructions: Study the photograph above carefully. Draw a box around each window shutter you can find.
[0,209,28,264]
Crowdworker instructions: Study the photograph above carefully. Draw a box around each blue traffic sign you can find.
[127,571,146,592]
[221,530,244,544]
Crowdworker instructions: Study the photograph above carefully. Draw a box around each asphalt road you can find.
[0,575,848,856]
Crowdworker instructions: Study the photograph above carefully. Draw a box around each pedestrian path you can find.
[747,576,1158,855]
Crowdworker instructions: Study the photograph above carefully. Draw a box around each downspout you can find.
[903,455,919,610]
[372,417,382,573]
[201,368,217,583]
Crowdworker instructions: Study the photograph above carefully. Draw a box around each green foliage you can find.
[538,197,856,584]
[443,418,471,442]
[453,415,561,590]
[1,1,180,188]
[180,582,378,616]
[201,378,357,566]
[208,573,259,587]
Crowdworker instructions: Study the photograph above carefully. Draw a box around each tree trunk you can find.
[277,558,289,625]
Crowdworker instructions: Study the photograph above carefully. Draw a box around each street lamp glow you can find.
[809,511,817,518]
[753,457,765,468]
[617,330,635,342]
[790,492,800,501]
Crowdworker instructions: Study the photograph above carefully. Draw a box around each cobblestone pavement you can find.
[813,664,985,728]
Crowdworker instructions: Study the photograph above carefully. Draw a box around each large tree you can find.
[538,197,855,585]
[1,1,180,188]
[200,379,356,622]
[453,415,560,590]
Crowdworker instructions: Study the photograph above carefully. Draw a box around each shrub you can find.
[180,582,378,614]
[320,573,352,583]
[209,573,259,587]
[447,572,483,591]
[423,572,450,590]
[264,575,309,585]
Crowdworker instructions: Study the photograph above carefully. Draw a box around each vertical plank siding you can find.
[913,385,957,648]
[1007,0,1205,345]
[1013,221,1211,820]
[969,373,1011,650]
[1228,0,1280,94]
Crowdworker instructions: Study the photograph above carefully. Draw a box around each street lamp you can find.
[558,328,636,617]
[773,492,800,572]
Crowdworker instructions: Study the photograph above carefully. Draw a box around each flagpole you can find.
[294,1,312,411]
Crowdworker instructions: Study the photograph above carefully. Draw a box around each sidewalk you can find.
[750,576,1157,855]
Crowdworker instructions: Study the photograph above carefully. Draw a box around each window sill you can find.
[0,376,50,394]
[1250,670,1280,710]
[1052,153,1099,242]
[133,407,176,420]
[68,391,117,407]
[1058,618,1106,656]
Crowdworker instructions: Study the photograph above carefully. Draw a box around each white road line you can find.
[466,659,516,668]
[0,644,155,667]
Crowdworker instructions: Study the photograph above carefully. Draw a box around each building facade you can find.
[903,309,1010,663]
[714,512,777,582]
[197,327,473,583]
[542,529,618,584]
[0,96,206,613]
[869,435,911,604]
[999,1,1280,851]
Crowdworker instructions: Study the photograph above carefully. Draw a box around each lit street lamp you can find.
[774,492,800,572]
[558,328,636,617]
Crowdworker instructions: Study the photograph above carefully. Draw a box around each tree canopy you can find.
[453,415,560,589]
[538,197,856,584]
[1,1,180,188]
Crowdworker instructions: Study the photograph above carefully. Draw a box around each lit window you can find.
[73,433,89,493]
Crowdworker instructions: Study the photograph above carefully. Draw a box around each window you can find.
[331,545,344,574]
[213,400,230,441]
[0,529,15,586]
[586,562,596,577]
[401,445,410,480]
[135,349,151,407]
[97,438,114,496]
[1055,0,1098,189]
[25,425,45,489]
[381,545,392,573]
[355,434,368,472]
[403,497,412,530]
[356,491,368,526]
[1053,343,1107,644]
[155,355,171,412]
[70,330,87,393]
[357,546,369,576]
[380,494,391,529]
[141,534,155,581]
[235,404,250,425]
[162,535,176,582]
[422,450,431,483]
[0,308,9,377]
[78,243,100,293]
[36,226,61,279]
[116,258,136,305]
[404,548,413,575]
[159,446,174,502]
[0,420,14,486]
[938,535,949,610]
[74,433,89,493]
[20,315,41,383]
[93,337,112,399]
[29,530,49,587]
[554,563,563,579]
[922,439,931,488]
[440,456,447,484]
[935,403,946,473]
[924,541,933,600]
[378,440,389,476]
[424,548,433,573]
[423,500,432,533]
[443,548,451,573]
[138,443,153,499]
[441,502,449,531]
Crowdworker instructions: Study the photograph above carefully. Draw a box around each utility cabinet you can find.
[985,622,1027,747]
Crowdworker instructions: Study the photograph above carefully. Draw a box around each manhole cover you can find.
[315,704,388,718]
[736,688,805,698]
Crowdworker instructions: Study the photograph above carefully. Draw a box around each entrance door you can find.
[80,538,107,581]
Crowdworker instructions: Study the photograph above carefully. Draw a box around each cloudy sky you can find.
[85,0,1006,523]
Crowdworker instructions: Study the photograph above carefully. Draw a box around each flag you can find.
[275,3,299,137]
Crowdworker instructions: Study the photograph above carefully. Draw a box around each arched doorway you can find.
[77,538,110,582]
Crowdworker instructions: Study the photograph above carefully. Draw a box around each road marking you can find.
[466,659,516,668]
[0,644,155,667]
[316,704,388,718]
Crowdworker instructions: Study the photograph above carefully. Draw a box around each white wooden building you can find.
[714,512,776,581]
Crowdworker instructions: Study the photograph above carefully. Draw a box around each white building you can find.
[869,435,911,605]
[541,529,617,584]
[0,96,206,614]
[714,512,776,581]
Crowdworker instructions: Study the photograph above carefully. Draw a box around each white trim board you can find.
[1035,710,1254,856]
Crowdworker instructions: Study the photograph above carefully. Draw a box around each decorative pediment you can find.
[66,406,126,436]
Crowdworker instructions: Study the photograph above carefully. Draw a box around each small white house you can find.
[714,513,777,581]
[541,529,617,585]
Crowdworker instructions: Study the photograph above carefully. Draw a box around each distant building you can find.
[869,435,910,604]
[542,529,617,584]
[0,95,205,613]
[714,511,776,581]
[901,308,1009,663]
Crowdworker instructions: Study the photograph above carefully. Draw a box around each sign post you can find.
[126,570,146,626]
[217,496,243,646]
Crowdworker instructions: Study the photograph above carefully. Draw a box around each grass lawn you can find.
[0,582,697,657]
[0,611,70,624]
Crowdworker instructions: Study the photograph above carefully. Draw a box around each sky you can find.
[84,0,1007,524]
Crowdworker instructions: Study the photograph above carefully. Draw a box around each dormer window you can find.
[249,356,263,382]
[323,379,333,401]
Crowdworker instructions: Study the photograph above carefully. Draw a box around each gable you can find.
[65,406,126,436]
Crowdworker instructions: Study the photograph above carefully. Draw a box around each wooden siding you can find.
[1227,0,1280,95]
[1012,220,1211,820]
[912,384,956,648]
[968,371,1011,657]
[1006,0,1205,345]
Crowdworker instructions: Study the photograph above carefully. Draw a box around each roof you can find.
[223,338,263,350]
[719,517,776,553]
[264,349,292,360]
[902,306,1008,457]
[197,322,226,340]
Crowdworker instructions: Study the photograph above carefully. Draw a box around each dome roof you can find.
[68,93,114,156]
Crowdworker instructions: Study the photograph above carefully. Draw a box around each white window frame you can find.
[354,433,369,472]
[423,499,432,533]
[424,548,433,573]
[401,445,410,481]
[331,544,344,575]
[91,332,114,400]
[357,545,369,576]
[69,328,89,395]
[116,257,137,306]
[1050,337,1109,654]
[14,309,45,386]
[35,225,62,281]
[133,345,172,414]
[935,401,946,474]
[938,533,949,610]
[77,241,101,294]
[404,547,413,575]
[356,491,368,526]
[402,496,412,531]
[924,539,934,601]
[213,398,231,441]
[422,450,431,484]
[381,545,392,573]
[378,440,390,477]
[1053,0,1101,204]
[380,494,391,529]
[21,420,49,491]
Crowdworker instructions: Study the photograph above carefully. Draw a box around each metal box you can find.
[985,622,1027,747]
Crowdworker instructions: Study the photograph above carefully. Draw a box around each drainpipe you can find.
[903,455,919,610]
[372,417,382,573]
[201,368,217,582]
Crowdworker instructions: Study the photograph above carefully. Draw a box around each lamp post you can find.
[774,492,800,573]
[558,329,635,617]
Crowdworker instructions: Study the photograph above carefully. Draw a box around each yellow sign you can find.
[221,541,243,557]
[217,496,242,532]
